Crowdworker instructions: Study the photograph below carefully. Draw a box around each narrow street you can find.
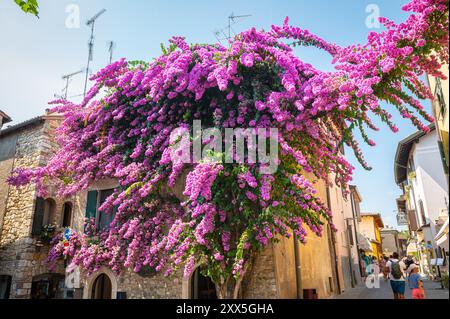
[333,276,449,299]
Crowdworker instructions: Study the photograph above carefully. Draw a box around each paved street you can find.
[333,276,449,299]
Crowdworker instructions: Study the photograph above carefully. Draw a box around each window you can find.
[437,140,449,175]
[98,189,116,230]
[91,274,112,299]
[85,189,117,231]
[32,198,56,236]
[419,200,426,226]
[62,202,73,227]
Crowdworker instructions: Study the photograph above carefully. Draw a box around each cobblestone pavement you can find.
[332,276,449,299]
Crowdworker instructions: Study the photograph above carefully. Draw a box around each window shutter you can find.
[86,190,98,220]
[32,197,45,236]
[437,140,449,175]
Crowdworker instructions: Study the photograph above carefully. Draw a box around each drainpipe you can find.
[345,218,355,287]
[293,234,303,299]
[326,185,342,294]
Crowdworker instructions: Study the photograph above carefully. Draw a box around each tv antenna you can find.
[213,12,252,44]
[83,8,107,98]
[107,41,115,64]
[59,69,84,100]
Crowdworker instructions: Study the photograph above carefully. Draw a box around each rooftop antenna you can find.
[107,41,115,64]
[60,69,84,100]
[83,8,107,98]
[213,12,251,45]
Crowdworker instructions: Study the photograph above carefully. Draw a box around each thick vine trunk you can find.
[216,276,244,299]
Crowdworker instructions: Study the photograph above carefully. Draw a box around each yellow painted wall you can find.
[297,177,337,298]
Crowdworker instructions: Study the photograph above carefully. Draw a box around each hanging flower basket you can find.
[40,224,57,244]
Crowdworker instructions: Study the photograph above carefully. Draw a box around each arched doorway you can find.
[30,273,65,299]
[43,198,56,225]
[191,268,217,299]
[91,274,112,299]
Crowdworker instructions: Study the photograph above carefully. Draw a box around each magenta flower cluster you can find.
[9,0,448,288]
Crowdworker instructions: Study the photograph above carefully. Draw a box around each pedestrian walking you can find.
[386,252,407,299]
[381,255,389,281]
[407,264,425,299]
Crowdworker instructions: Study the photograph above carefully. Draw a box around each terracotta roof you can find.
[361,212,385,228]
[0,110,12,125]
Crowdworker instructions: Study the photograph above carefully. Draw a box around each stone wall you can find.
[0,116,66,299]
[77,246,279,299]
[0,133,18,241]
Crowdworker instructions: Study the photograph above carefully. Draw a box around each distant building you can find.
[427,64,449,182]
[0,111,67,299]
[349,185,366,281]
[380,228,406,257]
[358,213,384,259]
[0,110,12,130]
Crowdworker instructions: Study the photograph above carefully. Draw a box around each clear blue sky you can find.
[0,0,426,229]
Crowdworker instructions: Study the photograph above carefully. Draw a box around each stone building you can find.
[380,227,406,257]
[358,213,384,259]
[0,111,68,299]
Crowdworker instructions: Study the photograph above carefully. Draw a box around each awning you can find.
[357,232,373,252]
[435,217,449,249]
[406,243,419,254]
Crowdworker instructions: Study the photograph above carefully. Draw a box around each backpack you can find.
[390,261,403,279]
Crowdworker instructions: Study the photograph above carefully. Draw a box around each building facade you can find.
[1,111,362,299]
[380,228,406,257]
[427,63,449,261]
[68,175,342,299]
[394,125,449,276]
[358,213,384,260]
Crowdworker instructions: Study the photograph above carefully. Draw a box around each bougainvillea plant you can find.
[9,0,448,298]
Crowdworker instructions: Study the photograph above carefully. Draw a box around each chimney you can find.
[0,110,12,130]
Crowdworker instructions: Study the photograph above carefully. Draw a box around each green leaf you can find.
[15,0,39,17]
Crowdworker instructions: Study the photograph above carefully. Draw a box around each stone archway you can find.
[182,264,217,299]
[61,202,73,227]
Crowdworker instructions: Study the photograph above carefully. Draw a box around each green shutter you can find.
[32,197,45,236]
[86,190,98,220]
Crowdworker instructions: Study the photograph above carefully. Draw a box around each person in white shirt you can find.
[385,252,407,299]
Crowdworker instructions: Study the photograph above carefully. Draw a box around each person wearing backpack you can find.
[386,252,407,299]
